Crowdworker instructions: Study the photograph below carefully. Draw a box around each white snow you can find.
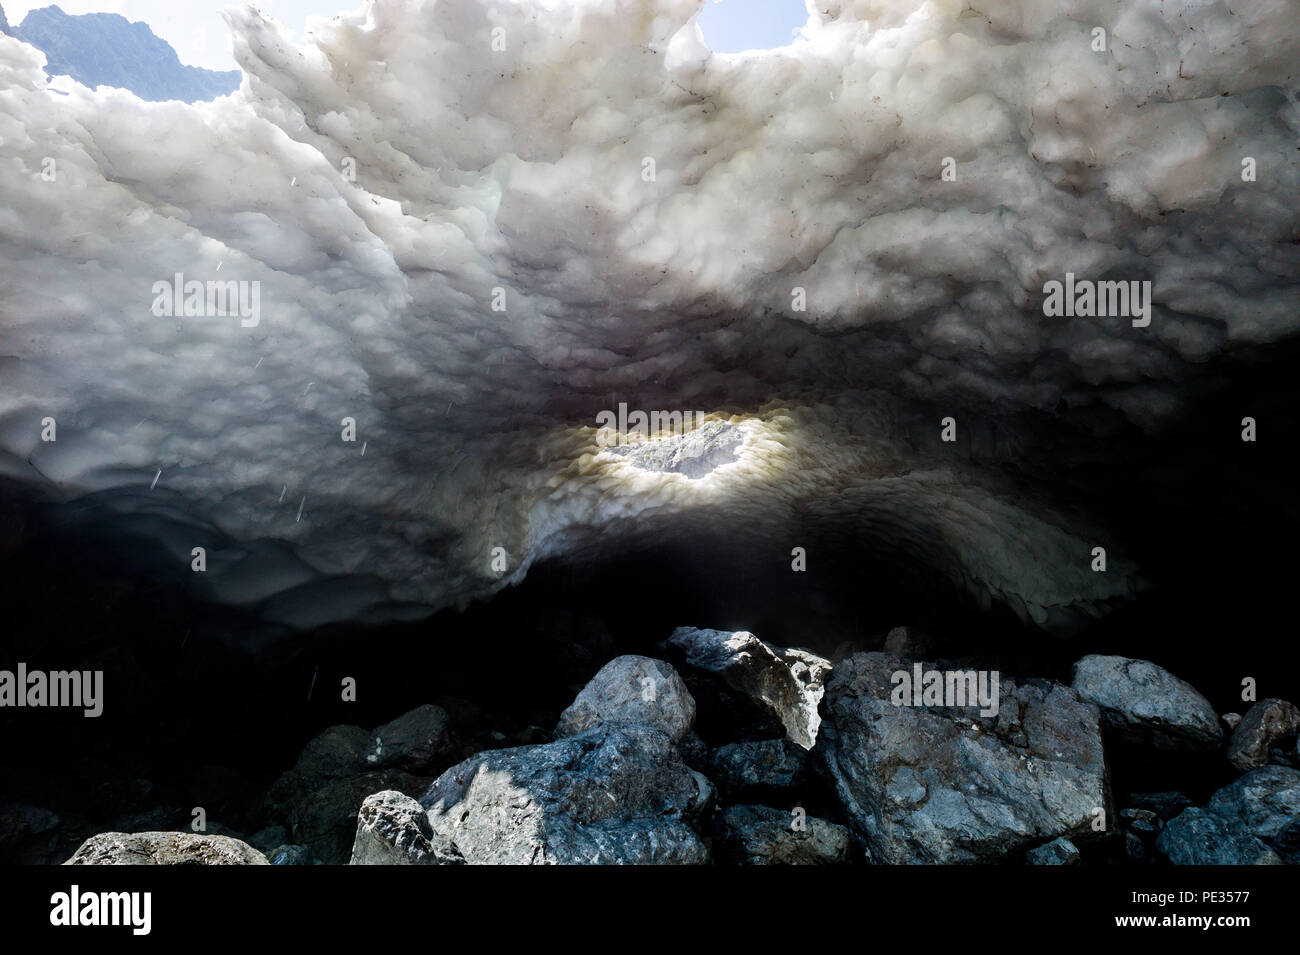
[0,0,1296,627]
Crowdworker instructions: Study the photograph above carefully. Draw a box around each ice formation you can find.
[0,0,1297,629]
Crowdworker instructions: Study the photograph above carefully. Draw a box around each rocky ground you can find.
[11,625,1299,866]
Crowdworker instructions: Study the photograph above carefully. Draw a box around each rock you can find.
[1124,831,1149,863]
[1204,765,1300,862]
[265,708,456,863]
[290,724,373,782]
[818,652,1109,864]
[1120,807,1161,837]
[677,730,710,772]
[1026,836,1080,865]
[265,844,316,865]
[1156,808,1282,865]
[0,804,67,865]
[247,825,289,854]
[666,627,830,748]
[365,704,455,774]
[709,738,809,800]
[1070,654,1222,751]
[350,791,462,865]
[1127,791,1193,820]
[554,655,695,743]
[420,724,712,864]
[1227,699,1300,772]
[715,805,850,865]
[1222,713,1242,731]
[65,832,269,865]
[287,770,429,865]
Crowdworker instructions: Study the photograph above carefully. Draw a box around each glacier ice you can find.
[0,0,1297,629]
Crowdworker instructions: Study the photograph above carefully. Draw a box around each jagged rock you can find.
[709,738,809,800]
[364,704,455,774]
[286,770,429,865]
[1026,836,1080,865]
[1120,807,1161,837]
[666,627,830,748]
[350,791,463,865]
[420,724,712,864]
[1227,699,1300,772]
[1156,808,1282,865]
[1205,765,1300,862]
[12,6,241,102]
[715,805,849,865]
[818,651,1109,864]
[1223,713,1242,731]
[265,844,316,865]
[1127,791,1193,820]
[65,831,268,865]
[264,705,455,862]
[1070,655,1222,751]
[554,655,695,743]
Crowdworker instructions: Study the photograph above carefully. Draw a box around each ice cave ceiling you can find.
[0,0,1297,633]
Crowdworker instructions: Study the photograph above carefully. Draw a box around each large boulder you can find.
[715,805,850,865]
[666,627,830,748]
[365,704,455,774]
[65,831,268,865]
[1205,765,1300,862]
[419,724,712,864]
[1156,808,1282,865]
[1227,699,1300,772]
[818,652,1110,864]
[265,705,457,862]
[350,790,463,865]
[1070,655,1222,751]
[554,655,695,743]
[1025,836,1081,865]
[285,770,429,865]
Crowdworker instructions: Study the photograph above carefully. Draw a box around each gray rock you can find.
[1026,836,1080,865]
[365,704,455,774]
[1120,807,1161,837]
[1124,831,1150,863]
[667,627,830,748]
[1127,791,1193,820]
[715,805,850,865]
[0,804,71,865]
[265,844,316,865]
[818,652,1109,864]
[266,707,456,863]
[286,769,430,865]
[1222,712,1242,731]
[709,738,809,799]
[420,724,712,864]
[555,655,695,743]
[1205,765,1300,862]
[65,832,268,865]
[350,790,463,865]
[1156,807,1282,865]
[1227,699,1300,772]
[1071,655,1222,751]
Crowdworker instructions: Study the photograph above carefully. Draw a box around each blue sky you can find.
[4,1,811,69]
[697,0,808,53]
